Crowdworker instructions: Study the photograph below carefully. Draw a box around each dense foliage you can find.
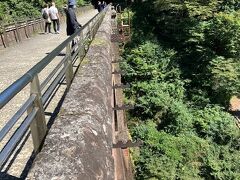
[0,0,43,22]
[120,0,240,179]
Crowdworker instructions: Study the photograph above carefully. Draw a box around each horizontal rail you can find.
[0,107,38,167]
[3,18,42,32]
[40,56,67,91]
[0,94,36,142]
[42,66,66,105]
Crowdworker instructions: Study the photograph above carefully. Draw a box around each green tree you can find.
[122,1,240,179]
[193,105,239,146]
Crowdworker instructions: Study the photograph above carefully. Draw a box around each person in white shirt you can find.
[49,2,60,34]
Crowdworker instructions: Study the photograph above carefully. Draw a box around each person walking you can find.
[64,3,82,52]
[64,4,81,36]
[49,2,60,34]
[42,4,51,34]
[97,1,102,12]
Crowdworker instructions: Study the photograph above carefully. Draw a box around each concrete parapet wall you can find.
[27,9,114,180]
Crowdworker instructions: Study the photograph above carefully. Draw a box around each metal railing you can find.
[0,18,44,47]
[0,6,108,169]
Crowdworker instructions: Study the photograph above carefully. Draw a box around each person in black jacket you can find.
[64,5,81,36]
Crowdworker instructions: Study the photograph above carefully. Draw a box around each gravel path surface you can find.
[0,8,98,178]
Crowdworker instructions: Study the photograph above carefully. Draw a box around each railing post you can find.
[87,24,92,41]
[41,19,45,32]
[78,31,84,60]
[93,18,98,36]
[36,18,42,32]
[33,18,36,32]
[97,14,103,31]
[15,22,21,42]
[90,21,94,40]
[2,26,9,47]
[28,75,47,152]
[25,20,30,38]
[65,42,74,89]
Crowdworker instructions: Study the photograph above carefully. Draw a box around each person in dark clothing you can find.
[64,5,82,53]
[97,1,104,12]
[64,5,81,36]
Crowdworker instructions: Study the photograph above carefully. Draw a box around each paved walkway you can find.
[0,9,98,92]
[0,8,98,178]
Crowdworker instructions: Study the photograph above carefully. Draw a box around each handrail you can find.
[3,18,42,31]
[0,107,39,168]
[0,5,109,169]
[0,18,44,47]
[0,94,36,142]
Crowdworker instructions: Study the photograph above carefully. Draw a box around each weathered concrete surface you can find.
[26,9,114,180]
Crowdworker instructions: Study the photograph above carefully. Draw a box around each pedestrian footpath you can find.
[0,8,98,178]
[0,9,98,92]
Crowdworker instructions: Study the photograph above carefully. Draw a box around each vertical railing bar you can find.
[87,23,91,41]
[41,18,44,32]
[25,19,30,38]
[32,18,36,32]
[28,75,47,152]
[2,25,9,47]
[64,43,74,90]
[78,31,84,61]
[15,22,21,42]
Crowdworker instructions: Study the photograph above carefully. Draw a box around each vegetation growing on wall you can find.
[120,0,240,179]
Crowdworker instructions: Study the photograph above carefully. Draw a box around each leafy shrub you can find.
[206,11,240,58]
[207,56,240,105]
[193,105,240,145]
[121,1,240,179]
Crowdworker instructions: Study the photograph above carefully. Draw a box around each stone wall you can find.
[27,9,114,180]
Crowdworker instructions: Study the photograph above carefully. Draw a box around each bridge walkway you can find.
[0,9,98,92]
[0,8,98,178]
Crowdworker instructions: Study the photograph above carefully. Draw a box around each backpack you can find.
[42,10,48,19]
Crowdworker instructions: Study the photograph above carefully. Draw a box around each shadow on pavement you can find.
[0,172,21,180]
[46,52,66,56]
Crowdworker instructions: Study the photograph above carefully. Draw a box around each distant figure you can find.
[68,0,77,8]
[111,6,116,19]
[64,5,81,36]
[97,1,104,12]
[102,1,107,8]
[49,2,60,34]
[42,4,51,34]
